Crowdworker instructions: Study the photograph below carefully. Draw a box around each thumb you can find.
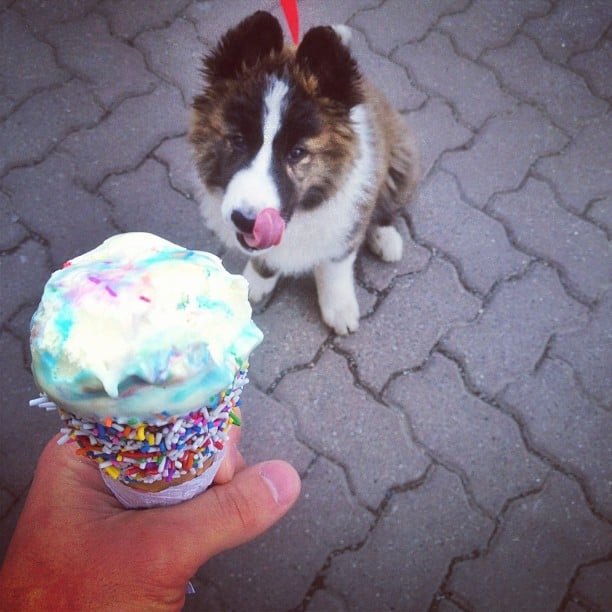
[166,460,301,572]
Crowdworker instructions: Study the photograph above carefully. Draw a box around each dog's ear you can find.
[204,11,284,81]
[296,26,362,108]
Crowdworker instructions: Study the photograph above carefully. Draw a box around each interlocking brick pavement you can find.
[414,171,528,294]
[1,1,610,610]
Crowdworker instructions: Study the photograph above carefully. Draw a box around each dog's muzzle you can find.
[231,208,285,250]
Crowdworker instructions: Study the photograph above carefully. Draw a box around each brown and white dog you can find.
[190,11,418,334]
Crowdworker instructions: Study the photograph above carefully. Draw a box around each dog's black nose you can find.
[231,209,256,234]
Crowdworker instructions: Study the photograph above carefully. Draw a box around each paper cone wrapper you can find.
[101,446,226,508]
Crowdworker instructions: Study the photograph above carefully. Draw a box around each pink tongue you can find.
[244,208,285,249]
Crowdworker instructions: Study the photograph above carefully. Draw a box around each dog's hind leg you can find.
[243,258,280,303]
[367,131,419,262]
[367,224,403,262]
[366,173,404,262]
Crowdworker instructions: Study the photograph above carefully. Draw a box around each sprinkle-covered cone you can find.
[32,367,249,508]
[101,450,223,509]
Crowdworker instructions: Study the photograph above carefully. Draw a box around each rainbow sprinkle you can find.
[31,367,249,486]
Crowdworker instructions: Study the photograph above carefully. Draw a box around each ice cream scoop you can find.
[30,232,263,422]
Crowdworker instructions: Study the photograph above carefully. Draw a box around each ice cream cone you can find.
[29,233,263,508]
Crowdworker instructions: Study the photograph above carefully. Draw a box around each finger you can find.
[213,412,245,483]
[227,411,242,446]
[165,460,301,573]
[233,447,247,473]
[214,444,244,484]
[226,407,245,473]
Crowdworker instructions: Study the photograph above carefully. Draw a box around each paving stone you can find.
[407,97,473,179]
[522,0,612,64]
[0,330,58,494]
[135,16,202,106]
[0,10,67,116]
[490,177,611,302]
[237,384,316,473]
[437,601,464,612]
[0,495,27,568]
[0,488,15,521]
[46,13,158,109]
[358,216,430,292]
[274,349,430,509]
[326,465,494,611]
[535,115,612,215]
[356,282,379,327]
[3,152,116,268]
[572,560,612,611]
[97,0,192,40]
[182,577,225,612]
[563,602,590,612]
[198,456,374,611]
[353,0,469,55]
[502,358,612,519]
[570,37,612,100]
[304,589,346,612]
[441,104,567,207]
[393,31,516,129]
[387,353,548,515]
[186,0,277,45]
[347,29,427,113]
[61,83,185,189]
[414,171,528,294]
[99,157,215,249]
[448,471,612,611]
[550,289,612,407]
[586,196,612,236]
[443,263,587,397]
[337,258,481,392]
[0,80,103,175]
[0,191,28,250]
[247,278,328,392]
[4,301,33,352]
[153,135,201,199]
[438,0,549,59]
[482,35,608,135]
[0,240,49,326]
[12,0,98,34]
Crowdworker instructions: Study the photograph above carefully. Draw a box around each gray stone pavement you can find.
[1,0,611,609]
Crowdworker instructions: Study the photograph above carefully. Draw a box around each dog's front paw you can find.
[243,260,279,303]
[249,284,270,304]
[315,253,360,335]
[321,299,360,335]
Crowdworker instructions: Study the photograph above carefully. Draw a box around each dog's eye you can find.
[287,146,307,164]
[228,134,246,150]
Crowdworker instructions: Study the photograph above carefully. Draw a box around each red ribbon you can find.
[280,0,300,45]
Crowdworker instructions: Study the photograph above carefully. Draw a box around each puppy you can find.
[190,11,419,334]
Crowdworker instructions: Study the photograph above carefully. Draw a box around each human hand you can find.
[0,421,300,611]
